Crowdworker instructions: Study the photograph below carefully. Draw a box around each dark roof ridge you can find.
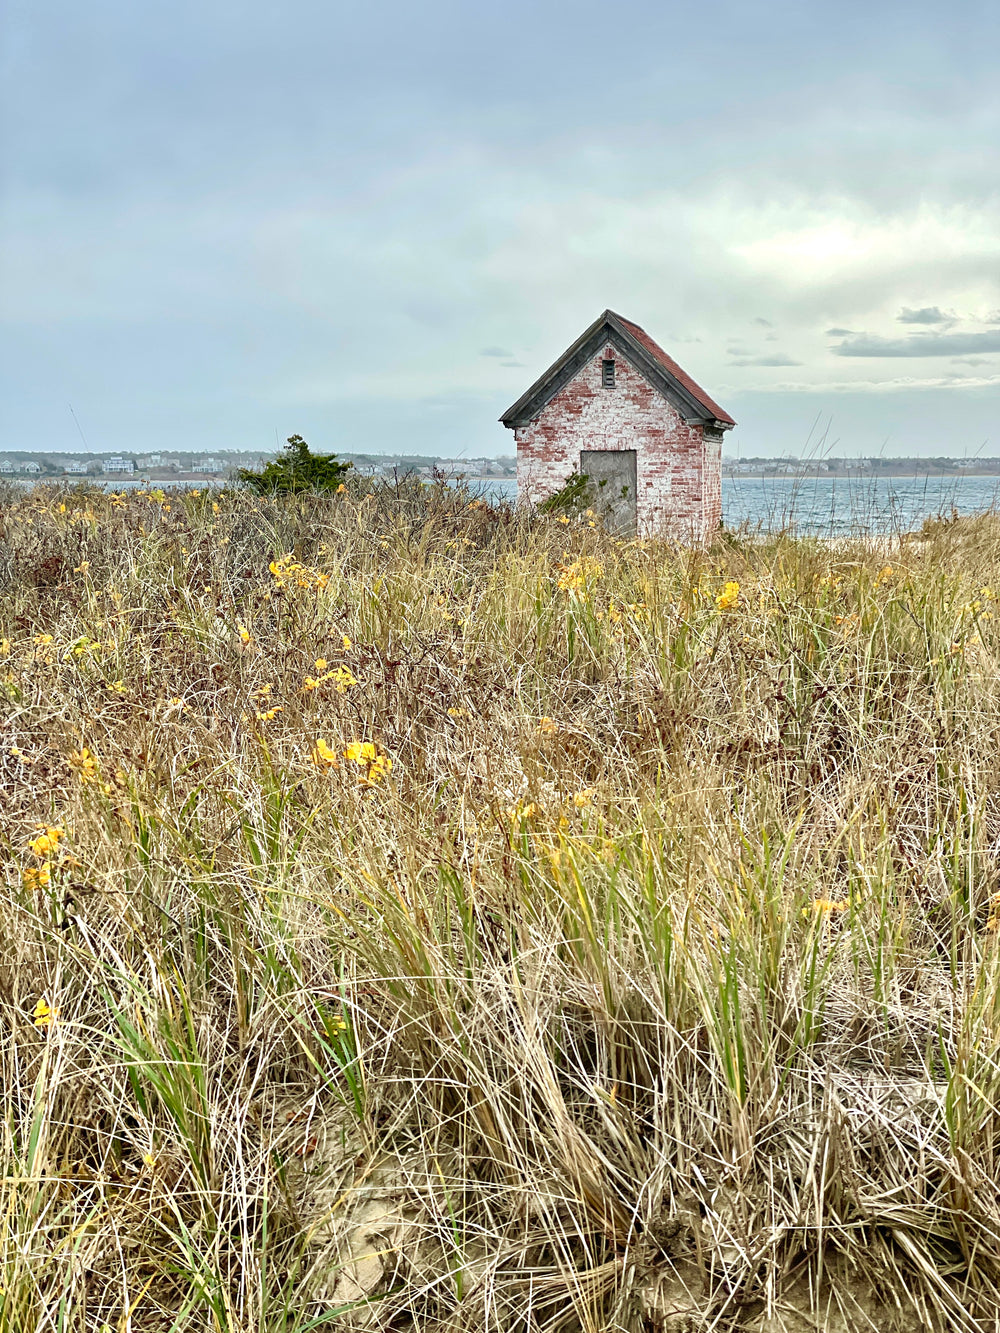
[499,311,735,429]
[606,311,735,426]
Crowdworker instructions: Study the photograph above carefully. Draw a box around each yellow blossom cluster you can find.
[808,898,848,916]
[32,999,59,1029]
[303,665,356,694]
[310,738,393,786]
[555,556,603,593]
[69,748,100,782]
[23,825,66,891]
[269,554,330,591]
[715,580,740,611]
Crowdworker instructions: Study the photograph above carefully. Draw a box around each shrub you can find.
[537,467,594,515]
[237,434,351,495]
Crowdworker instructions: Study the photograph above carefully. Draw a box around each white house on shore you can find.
[102,457,135,475]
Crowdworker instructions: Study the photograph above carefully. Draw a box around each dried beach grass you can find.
[1,479,1000,1330]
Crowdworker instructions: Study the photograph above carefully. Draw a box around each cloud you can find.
[727,373,1000,394]
[728,353,803,367]
[826,328,857,337]
[897,305,952,324]
[500,359,525,367]
[752,317,773,327]
[952,357,991,366]
[834,331,1000,357]
[479,346,513,357]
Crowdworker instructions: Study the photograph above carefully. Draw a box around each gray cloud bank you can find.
[1,0,998,458]
[836,332,1000,358]
[897,306,953,325]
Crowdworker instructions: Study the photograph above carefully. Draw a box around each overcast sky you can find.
[2,0,998,458]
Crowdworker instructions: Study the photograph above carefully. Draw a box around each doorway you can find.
[579,450,637,536]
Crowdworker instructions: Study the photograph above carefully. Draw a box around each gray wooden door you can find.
[580,450,637,536]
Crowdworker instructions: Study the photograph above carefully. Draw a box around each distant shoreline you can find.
[724,468,1000,480]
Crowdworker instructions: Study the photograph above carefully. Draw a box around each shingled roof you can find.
[500,310,735,430]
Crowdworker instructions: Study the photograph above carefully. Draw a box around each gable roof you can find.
[499,309,735,430]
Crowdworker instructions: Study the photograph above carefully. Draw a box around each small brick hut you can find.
[500,309,735,542]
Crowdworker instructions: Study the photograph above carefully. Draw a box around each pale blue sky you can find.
[2,0,998,457]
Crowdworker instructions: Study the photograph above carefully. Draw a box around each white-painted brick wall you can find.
[513,343,721,543]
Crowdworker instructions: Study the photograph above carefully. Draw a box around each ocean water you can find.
[473,475,1000,536]
[11,472,1000,536]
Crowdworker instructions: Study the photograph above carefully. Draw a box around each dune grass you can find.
[2,479,1000,1331]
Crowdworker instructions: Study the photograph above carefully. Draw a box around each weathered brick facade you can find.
[501,311,734,544]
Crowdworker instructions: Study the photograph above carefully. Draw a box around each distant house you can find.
[193,458,223,473]
[139,454,162,467]
[20,461,41,474]
[65,462,88,475]
[0,460,14,474]
[501,309,735,542]
[102,457,135,475]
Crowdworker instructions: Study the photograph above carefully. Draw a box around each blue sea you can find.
[473,475,1000,536]
[13,472,1000,536]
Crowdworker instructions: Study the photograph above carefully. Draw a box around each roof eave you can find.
[500,309,735,429]
[498,310,613,426]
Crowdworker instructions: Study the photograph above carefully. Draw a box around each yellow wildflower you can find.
[808,898,848,915]
[69,748,99,782]
[345,740,376,765]
[715,580,740,611]
[556,556,603,593]
[344,740,392,787]
[28,827,63,858]
[238,625,252,645]
[332,666,356,693]
[314,658,329,671]
[572,789,594,808]
[23,865,51,890]
[342,635,352,650]
[538,716,558,735]
[310,738,340,770]
[270,554,330,591]
[32,999,59,1029]
[508,801,537,822]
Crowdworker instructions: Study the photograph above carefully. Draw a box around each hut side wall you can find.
[514,342,715,542]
